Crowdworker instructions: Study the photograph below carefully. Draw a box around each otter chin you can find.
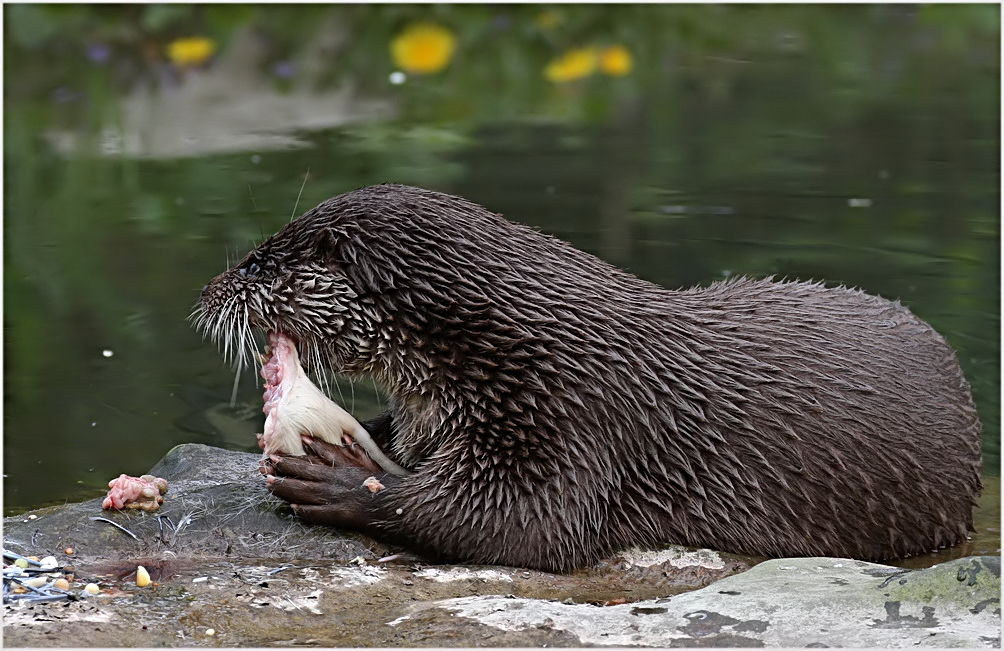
[195,183,983,573]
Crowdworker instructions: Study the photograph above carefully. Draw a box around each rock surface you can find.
[3,444,999,647]
[3,444,381,564]
[432,556,1001,648]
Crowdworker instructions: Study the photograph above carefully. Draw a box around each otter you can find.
[196,183,983,573]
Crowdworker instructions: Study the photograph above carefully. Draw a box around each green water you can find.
[3,6,999,561]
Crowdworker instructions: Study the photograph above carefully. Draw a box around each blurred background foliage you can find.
[6,4,1000,124]
[3,4,1000,516]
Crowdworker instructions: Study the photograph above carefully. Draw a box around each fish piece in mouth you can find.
[259,331,411,476]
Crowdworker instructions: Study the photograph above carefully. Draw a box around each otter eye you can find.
[239,262,261,278]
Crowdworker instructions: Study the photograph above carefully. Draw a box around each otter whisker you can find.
[229,366,241,408]
[302,341,341,406]
[290,169,309,223]
[239,306,256,371]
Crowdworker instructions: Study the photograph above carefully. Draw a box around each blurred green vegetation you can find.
[5,4,1000,124]
[3,4,1000,513]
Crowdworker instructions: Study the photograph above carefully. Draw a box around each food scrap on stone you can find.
[3,547,75,604]
[362,477,385,493]
[136,565,151,587]
[102,474,169,512]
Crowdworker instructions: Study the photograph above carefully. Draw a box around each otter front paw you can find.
[262,435,400,531]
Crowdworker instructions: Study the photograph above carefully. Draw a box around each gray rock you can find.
[432,556,1001,647]
[3,443,382,563]
[3,444,998,647]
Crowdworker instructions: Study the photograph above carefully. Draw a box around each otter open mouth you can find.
[258,330,411,476]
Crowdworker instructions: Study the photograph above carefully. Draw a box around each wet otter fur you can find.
[197,183,983,572]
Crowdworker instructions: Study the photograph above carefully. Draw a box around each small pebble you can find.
[39,556,58,570]
[205,629,216,636]
[54,578,70,591]
[24,577,47,588]
[64,547,75,555]
[84,583,101,595]
[14,558,29,569]
[136,565,151,587]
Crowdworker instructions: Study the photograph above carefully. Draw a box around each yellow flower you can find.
[535,11,561,30]
[599,45,633,76]
[166,36,216,68]
[391,22,457,75]
[544,47,597,83]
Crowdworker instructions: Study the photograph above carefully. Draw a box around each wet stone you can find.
[3,444,999,648]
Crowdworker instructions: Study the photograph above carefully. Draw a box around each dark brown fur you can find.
[198,184,983,572]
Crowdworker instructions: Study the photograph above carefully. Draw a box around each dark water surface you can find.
[4,5,999,566]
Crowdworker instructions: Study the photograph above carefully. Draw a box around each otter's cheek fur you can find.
[194,183,983,574]
[197,258,371,374]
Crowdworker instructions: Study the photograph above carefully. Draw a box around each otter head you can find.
[195,184,507,399]
[194,199,398,385]
[196,184,596,463]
